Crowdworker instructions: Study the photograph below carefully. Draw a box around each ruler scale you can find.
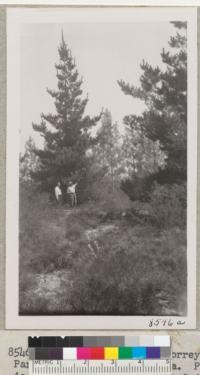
[30,360,172,375]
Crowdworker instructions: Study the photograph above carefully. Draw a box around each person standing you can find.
[54,182,62,204]
[67,181,78,207]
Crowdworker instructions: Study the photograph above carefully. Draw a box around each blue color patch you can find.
[132,347,147,359]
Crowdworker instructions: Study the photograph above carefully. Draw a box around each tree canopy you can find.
[31,33,100,190]
[118,22,187,183]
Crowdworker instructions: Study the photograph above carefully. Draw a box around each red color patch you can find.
[91,347,105,359]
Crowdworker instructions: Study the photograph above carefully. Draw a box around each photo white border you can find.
[6,6,197,329]
[2,1,200,6]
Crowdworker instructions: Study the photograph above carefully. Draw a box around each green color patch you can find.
[119,347,132,359]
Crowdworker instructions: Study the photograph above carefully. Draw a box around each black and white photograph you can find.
[6,7,197,329]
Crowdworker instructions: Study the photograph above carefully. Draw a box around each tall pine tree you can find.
[93,109,122,190]
[32,32,100,192]
[118,22,187,183]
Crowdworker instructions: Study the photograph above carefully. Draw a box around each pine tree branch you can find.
[41,113,60,128]
[32,121,46,134]
[118,80,145,100]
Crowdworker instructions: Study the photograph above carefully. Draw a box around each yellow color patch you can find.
[104,347,119,360]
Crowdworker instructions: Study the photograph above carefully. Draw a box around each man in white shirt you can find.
[54,182,62,204]
[67,181,78,207]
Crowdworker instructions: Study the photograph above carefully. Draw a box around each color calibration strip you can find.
[28,336,171,361]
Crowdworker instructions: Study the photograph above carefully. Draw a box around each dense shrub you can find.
[148,182,186,228]
[19,181,187,316]
[88,176,132,216]
[121,176,149,201]
[69,224,187,315]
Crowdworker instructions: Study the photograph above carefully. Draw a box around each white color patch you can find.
[154,336,171,347]
[63,348,77,360]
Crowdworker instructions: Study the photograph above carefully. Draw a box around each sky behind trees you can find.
[20,21,175,151]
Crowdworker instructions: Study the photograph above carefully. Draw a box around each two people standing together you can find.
[54,181,78,207]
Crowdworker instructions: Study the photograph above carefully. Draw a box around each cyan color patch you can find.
[132,347,147,359]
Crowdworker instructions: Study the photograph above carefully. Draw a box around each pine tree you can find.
[32,33,100,192]
[20,137,39,184]
[93,109,122,190]
[121,115,166,179]
[118,22,187,183]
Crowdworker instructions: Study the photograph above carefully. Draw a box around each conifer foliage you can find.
[118,22,187,183]
[20,136,38,184]
[32,33,99,191]
[94,109,122,189]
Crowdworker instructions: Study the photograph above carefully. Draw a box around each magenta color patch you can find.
[77,347,91,360]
